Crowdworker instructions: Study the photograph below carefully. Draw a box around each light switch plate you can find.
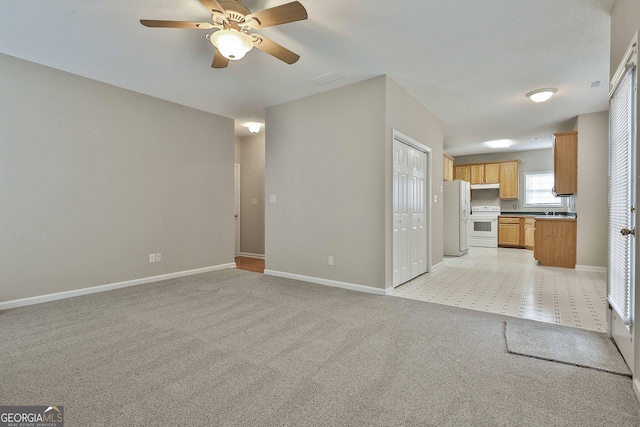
[149,254,156,263]
[270,194,277,203]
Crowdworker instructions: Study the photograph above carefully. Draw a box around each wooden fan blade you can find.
[246,1,308,29]
[199,0,228,17]
[140,20,214,29]
[252,34,300,64]
[212,50,229,68]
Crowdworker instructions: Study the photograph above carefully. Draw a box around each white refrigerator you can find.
[443,180,470,256]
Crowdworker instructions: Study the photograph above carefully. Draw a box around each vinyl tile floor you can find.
[393,247,607,332]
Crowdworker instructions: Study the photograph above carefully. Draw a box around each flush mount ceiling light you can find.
[245,122,262,133]
[526,88,558,103]
[485,139,512,149]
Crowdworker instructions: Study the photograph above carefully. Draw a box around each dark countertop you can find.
[500,211,577,218]
[534,215,577,221]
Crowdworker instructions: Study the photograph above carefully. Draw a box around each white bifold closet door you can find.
[393,139,427,287]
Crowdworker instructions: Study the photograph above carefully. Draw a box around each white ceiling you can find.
[0,0,615,156]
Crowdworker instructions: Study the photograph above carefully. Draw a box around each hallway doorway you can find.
[235,256,265,273]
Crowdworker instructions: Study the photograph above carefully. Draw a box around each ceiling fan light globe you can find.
[210,29,253,60]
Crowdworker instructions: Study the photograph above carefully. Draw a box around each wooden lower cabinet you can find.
[533,218,577,268]
[499,216,535,249]
[523,217,535,249]
[498,217,521,247]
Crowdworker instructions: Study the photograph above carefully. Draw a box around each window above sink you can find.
[524,171,564,208]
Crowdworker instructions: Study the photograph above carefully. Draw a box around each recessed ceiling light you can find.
[526,88,557,102]
[486,139,512,149]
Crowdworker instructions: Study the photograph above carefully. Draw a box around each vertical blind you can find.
[608,66,635,325]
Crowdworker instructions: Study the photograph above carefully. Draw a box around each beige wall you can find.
[611,0,640,78]
[238,133,265,256]
[0,54,235,302]
[234,136,241,164]
[574,111,609,267]
[265,75,443,290]
[265,76,387,289]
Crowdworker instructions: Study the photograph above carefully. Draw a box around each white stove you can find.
[469,206,500,247]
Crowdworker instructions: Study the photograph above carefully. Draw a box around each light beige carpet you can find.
[505,320,632,376]
[1,269,639,426]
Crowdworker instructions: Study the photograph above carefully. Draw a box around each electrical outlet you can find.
[149,254,156,263]
[328,256,334,266]
[156,253,161,262]
[513,204,517,209]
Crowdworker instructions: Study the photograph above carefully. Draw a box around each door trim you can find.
[234,163,241,256]
[391,129,432,285]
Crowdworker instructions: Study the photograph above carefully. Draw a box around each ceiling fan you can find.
[140,0,308,68]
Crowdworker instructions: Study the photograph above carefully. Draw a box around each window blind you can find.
[608,66,635,325]
[524,172,561,206]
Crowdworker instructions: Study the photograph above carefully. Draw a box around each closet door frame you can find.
[391,129,432,288]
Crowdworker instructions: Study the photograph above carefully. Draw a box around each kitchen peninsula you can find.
[498,212,577,269]
[533,215,577,268]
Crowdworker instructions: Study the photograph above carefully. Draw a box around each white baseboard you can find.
[237,252,265,259]
[264,269,391,296]
[575,265,607,273]
[0,263,236,311]
[430,261,445,272]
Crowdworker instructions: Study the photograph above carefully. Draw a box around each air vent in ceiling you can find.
[311,72,343,86]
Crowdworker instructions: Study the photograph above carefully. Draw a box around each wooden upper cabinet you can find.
[466,162,499,184]
[499,161,519,199]
[485,163,500,184]
[454,165,471,182]
[455,160,518,198]
[554,131,577,195]
[470,164,485,184]
[443,153,454,181]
